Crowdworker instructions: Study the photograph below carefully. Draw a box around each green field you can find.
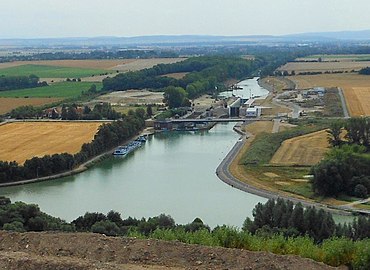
[0,82,103,98]
[0,64,107,78]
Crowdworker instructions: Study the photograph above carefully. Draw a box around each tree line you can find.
[0,74,47,91]
[243,198,369,242]
[0,197,368,269]
[102,56,258,100]
[312,118,370,197]
[0,109,145,183]
[359,67,370,75]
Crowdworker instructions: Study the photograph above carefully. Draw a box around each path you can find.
[338,87,350,118]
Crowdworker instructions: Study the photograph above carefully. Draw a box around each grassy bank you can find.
[127,227,370,269]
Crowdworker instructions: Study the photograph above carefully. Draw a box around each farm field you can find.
[0,64,106,78]
[270,130,329,166]
[278,61,370,73]
[296,54,370,62]
[0,58,186,71]
[0,97,61,114]
[0,122,103,164]
[0,59,135,70]
[0,82,102,98]
[113,58,186,72]
[289,74,370,116]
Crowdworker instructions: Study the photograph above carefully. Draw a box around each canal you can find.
[0,123,267,228]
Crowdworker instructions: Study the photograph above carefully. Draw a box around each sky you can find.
[1,0,369,38]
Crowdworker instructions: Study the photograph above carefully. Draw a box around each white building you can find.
[246,107,262,118]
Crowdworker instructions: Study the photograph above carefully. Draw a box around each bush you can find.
[91,220,120,236]
[354,184,368,198]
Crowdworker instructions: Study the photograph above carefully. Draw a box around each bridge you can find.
[169,118,271,124]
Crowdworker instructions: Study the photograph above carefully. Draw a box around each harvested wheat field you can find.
[0,58,186,72]
[278,61,370,73]
[0,97,61,114]
[270,130,330,166]
[290,74,370,116]
[0,122,103,164]
[0,60,135,70]
[113,58,186,72]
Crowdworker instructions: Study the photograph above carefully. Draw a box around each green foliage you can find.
[103,56,257,100]
[91,220,120,236]
[0,82,103,98]
[359,67,370,75]
[0,197,369,269]
[10,105,43,119]
[0,64,106,78]
[327,120,343,147]
[163,86,187,108]
[0,199,73,232]
[0,74,46,91]
[311,144,370,197]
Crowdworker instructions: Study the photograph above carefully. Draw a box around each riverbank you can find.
[0,127,154,188]
[216,122,360,216]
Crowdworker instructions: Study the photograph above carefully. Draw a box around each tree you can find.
[91,220,120,236]
[327,121,343,147]
[146,105,153,117]
[163,86,187,108]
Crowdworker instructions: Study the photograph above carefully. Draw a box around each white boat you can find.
[113,147,128,155]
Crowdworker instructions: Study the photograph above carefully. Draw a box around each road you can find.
[215,133,356,216]
[338,87,350,118]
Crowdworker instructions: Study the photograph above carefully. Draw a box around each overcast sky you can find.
[1,0,369,38]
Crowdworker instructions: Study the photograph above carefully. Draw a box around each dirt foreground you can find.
[0,231,338,270]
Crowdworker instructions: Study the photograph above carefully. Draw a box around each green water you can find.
[0,123,268,228]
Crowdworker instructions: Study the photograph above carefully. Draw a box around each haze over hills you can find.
[0,29,369,47]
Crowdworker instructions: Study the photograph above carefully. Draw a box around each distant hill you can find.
[283,29,370,41]
[0,29,369,47]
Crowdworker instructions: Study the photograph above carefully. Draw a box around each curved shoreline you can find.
[216,126,355,216]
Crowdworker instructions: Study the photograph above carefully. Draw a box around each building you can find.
[246,107,262,118]
[229,98,241,117]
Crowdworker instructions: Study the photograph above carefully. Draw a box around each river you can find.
[219,77,269,99]
[0,123,267,228]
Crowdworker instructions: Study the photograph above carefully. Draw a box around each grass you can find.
[0,82,102,99]
[242,121,330,165]
[0,64,107,78]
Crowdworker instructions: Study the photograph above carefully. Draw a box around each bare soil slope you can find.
[0,231,337,270]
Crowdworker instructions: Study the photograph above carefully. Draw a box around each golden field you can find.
[278,61,370,73]
[0,97,61,114]
[0,58,186,72]
[290,74,370,116]
[270,130,329,166]
[0,122,103,164]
